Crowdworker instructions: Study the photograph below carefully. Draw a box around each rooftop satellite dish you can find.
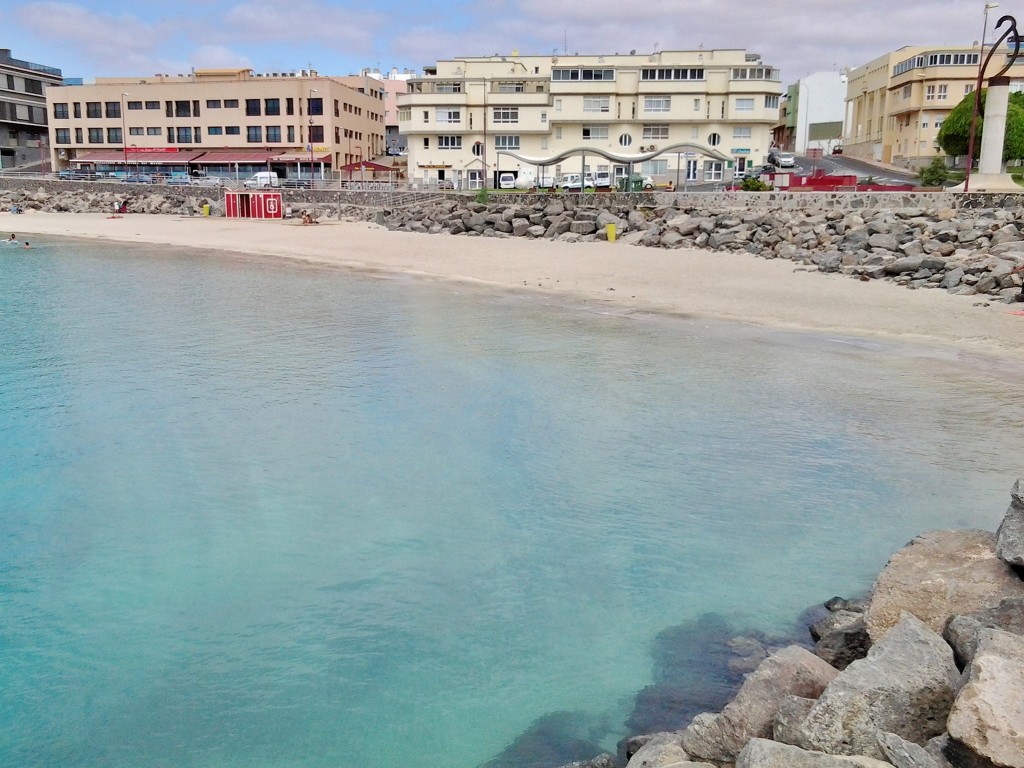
[630,49,636,55]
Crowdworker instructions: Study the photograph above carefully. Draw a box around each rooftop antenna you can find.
[563,28,568,55]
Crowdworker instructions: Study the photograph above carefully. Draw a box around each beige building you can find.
[45,68,386,179]
[844,45,1024,168]
[398,50,782,188]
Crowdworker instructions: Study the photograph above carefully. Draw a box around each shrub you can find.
[740,177,773,192]
[919,156,950,187]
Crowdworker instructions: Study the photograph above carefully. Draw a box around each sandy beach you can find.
[7,211,1024,364]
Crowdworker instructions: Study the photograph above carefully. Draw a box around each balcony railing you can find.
[0,52,62,78]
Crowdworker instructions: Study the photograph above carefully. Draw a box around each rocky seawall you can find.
[377,195,1024,304]
[562,478,1024,768]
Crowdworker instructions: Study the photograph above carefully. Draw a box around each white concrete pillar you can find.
[979,76,1010,175]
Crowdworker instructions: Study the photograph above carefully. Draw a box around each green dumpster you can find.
[617,174,646,192]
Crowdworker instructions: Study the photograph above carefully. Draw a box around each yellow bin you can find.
[202,204,211,216]
[606,223,616,242]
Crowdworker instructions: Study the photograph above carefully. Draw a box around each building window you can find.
[435,108,461,123]
[551,68,615,81]
[144,100,159,110]
[965,84,975,95]
[73,102,81,118]
[618,133,632,147]
[644,97,671,112]
[176,127,192,143]
[128,126,143,136]
[221,125,240,136]
[540,111,547,123]
[583,97,610,112]
[641,68,705,81]
[763,95,779,110]
[423,137,429,148]
[708,132,721,146]
[207,99,221,108]
[643,124,669,140]
[492,107,518,123]
[104,102,121,118]
[208,126,223,135]
[143,127,159,136]
[555,99,562,112]
[732,126,752,139]
[902,84,913,99]
[175,100,191,118]
[266,125,281,142]
[926,85,936,100]
[494,135,519,150]
[582,124,608,140]
[167,127,175,143]
[436,82,462,93]
[265,98,280,116]
[224,99,239,108]
[438,135,462,149]
[75,128,82,142]
[308,97,323,116]
[735,98,755,112]
[555,126,562,139]
[731,67,778,80]
[938,84,948,100]
[55,128,71,144]
[497,81,525,93]
[53,103,69,119]
[86,102,102,118]
[472,141,483,156]
[87,127,103,143]
[287,126,295,142]
[247,126,262,142]
[193,100,200,117]
[703,161,723,181]
[641,159,668,174]
[309,125,324,142]
[245,99,261,116]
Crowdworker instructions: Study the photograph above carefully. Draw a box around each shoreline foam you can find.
[7,211,1024,366]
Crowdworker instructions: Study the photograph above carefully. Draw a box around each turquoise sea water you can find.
[2,237,1023,768]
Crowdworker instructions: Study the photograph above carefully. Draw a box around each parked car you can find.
[57,169,97,181]
[832,145,844,155]
[556,173,596,190]
[244,171,280,189]
[498,172,517,189]
[775,152,796,168]
[741,164,775,179]
[122,174,153,184]
[280,178,313,189]
[594,172,613,187]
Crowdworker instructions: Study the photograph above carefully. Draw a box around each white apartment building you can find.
[785,71,846,154]
[398,50,782,188]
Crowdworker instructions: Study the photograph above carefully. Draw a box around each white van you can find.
[556,173,596,191]
[244,171,280,189]
[498,173,517,189]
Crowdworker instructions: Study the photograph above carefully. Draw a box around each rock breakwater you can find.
[565,478,1024,768]
[378,196,1024,304]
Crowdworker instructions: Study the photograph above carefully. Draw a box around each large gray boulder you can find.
[946,628,1024,768]
[876,731,940,768]
[796,614,959,759]
[737,738,894,768]
[995,477,1024,569]
[773,695,817,745]
[680,645,838,761]
[865,530,1024,642]
[622,732,695,768]
[943,596,1024,667]
[812,610,871,670]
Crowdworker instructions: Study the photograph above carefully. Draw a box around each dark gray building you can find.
[1,48,63,169]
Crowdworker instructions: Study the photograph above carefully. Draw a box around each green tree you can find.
[739,177,772,191]
[937,89,1024,161]
[919,156,950,186]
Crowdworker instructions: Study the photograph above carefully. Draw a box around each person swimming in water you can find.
[6,234,15,243]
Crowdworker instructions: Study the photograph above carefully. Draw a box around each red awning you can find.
[196,151,284,164]
[74,150,206,164]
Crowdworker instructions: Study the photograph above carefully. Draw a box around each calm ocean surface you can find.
[3,237,1023,768]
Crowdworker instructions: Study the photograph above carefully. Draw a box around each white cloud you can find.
[221,0,385,53]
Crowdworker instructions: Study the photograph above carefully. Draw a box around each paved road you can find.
[791,154,918,185]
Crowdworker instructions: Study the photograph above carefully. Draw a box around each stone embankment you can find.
[377,194,1024,303]
[562,478,1024,768]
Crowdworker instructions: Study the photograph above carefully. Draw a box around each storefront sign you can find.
[127,147,178,153]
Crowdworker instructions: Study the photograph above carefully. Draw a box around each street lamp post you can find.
[308,88,318,184]
[965,2,1000,192]
[120,92,129,176]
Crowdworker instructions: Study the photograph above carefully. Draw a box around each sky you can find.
[5,0,1007,84]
